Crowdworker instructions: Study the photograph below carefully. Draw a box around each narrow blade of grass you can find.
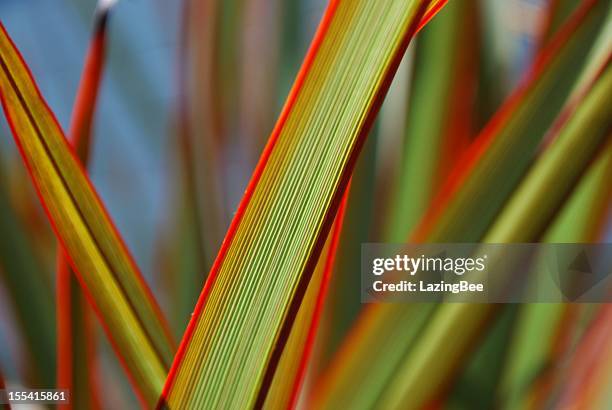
[0,23,174,406]
[159,1,442,407]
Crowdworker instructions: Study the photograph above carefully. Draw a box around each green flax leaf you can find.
[160,1,446,408]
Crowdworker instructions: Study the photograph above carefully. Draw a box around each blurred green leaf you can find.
[56,4,113,408]
[386,0,477,241]
[320,128,377,364]
[378,48,612,410]
[413,0,608,243]
[498,135,612,410]
[0,168,55,387]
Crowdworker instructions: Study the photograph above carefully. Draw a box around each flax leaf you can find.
[159,1,443,407]
[56,3,115,409]
[0,23,174,406]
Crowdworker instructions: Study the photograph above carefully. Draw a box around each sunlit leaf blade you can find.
[376,58,612,409]
[285,0,447,391]
[0,168,55,387]
[56,4,112,409]
[159,1,440,408]
[0,24,174,406]
[264,189,348,409]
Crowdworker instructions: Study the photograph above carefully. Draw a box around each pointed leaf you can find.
[56,3,113,409]
[160,1,443,407]
[0,23,174,406]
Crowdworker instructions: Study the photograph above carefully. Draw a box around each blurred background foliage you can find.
[0,0,610,408]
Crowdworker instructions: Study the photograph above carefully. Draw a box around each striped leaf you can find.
[0,23,174,406]
[264,189,348,409]
[159,1,446,408]
[56,2,114,409]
